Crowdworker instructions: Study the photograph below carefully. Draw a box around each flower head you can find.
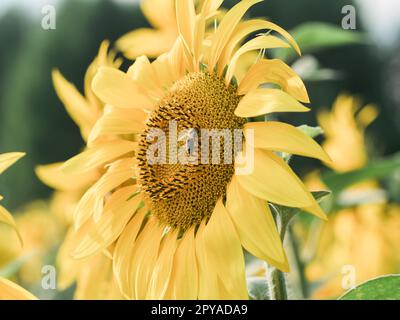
[60,0,330,299]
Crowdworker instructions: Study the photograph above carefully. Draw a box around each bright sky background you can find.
[0,0,399,47]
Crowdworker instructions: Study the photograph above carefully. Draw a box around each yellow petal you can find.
[0,205,23,246]
[207,0,262,72]
[176,0,196,54]
[0,277,37,300]
[92,66,153,109]
[88,106,146,145]
[147,230,178,299]
[226,176,289,272]
[195,221,220,299]
[61,140,136,174]
[35,162,97,191]
[113,208,147,298]
[219,18,301,72]
[129,217,164,299]
[238,58,309,103]
[169,227,199,299]
[199,0,223,16]
[151,53,175,89]
[127,55,164,99]
[73,158,135,228]
[117,28,177,59]
[56,228,81,290]
[71,186,141,259]
[0,152,25,174]
[168,38,190,79]
[235,148,313,207]
[245,121,331,163]
[52,69,95,140]
[235,88,309,117]
[302,201,328,220]
[141,0,176,29]
[218,19,280,75]
[203,199,248,299]
[225,35,290,83]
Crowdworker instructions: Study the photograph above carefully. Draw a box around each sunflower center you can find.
[137,72,245,230]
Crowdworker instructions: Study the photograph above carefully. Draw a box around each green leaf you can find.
[247,276,269,300]
[292,55,343,82]
[297,125,324,139]
[339,275,400,300]
[275,22,365,62]
[322,153,400,194]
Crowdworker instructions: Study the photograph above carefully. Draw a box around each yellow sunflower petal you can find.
[176,0,196,54]
[56,228,81,290]
[71,186,140,259]
[88,106,147,145]
[235,88,309,117]
[129,217,164,299]
[199,0,223,16]
[225,35,290,83]
[0,277,37,300]
[92,66,153,109]
[169,227,198,299]
[219,17,301,72]
[113,207,146,298]
[35,162,97,191]
[168,38,190,78]
[203,199,248,299]
[61,140,136,174]
[52,69,95,139]
[141,0,176,29]
[0,205,23,246]
[151,53,176,89]
[207,0,262,72]
[147,230,178,299]
[226,176,289,272]
[235,148,313,207]
[245,121,331,163]
[195,221,220,299]
[238,59,309,103]
[0,152,25,175]
[73,158,135,228]
[117,29,176,60]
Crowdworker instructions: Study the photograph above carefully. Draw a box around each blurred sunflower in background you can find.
[116,0,178,59]
[303,95,400,298]
[54,0,333,299]
[36,41,124,299]
[0,152,36,300]
[0,201,64,287]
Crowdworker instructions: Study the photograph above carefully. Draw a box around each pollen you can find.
[137,72,246,230]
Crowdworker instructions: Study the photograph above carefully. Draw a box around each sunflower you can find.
[61,0,330,299]
[304,95,400,298]
[0,152,36,300]
[36,42,123,299]
[0,201,65,286]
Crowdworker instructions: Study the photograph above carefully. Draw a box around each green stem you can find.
[267,265,288,300]
[287,226,309,299]
[267,206,291,300]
